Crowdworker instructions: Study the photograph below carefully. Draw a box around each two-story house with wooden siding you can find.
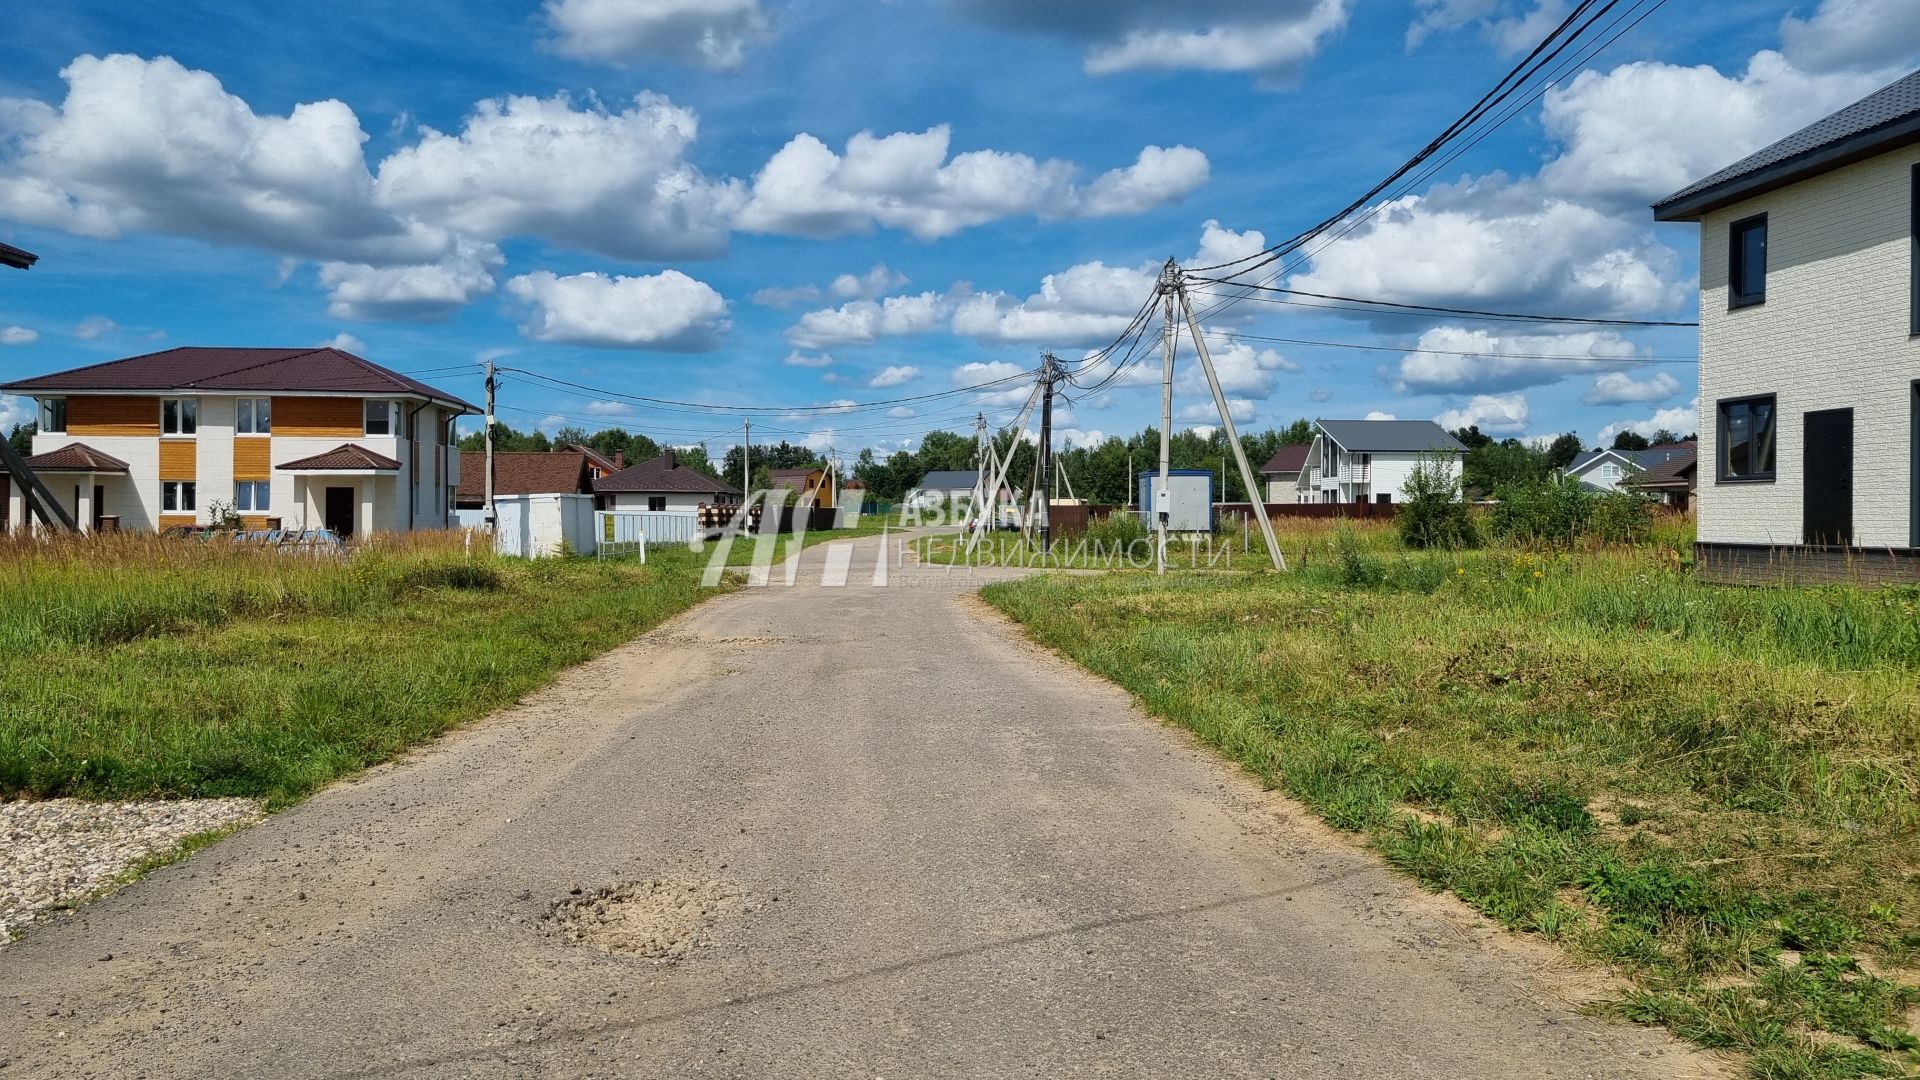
[1654,69,1920,582]
[0,346,474,537]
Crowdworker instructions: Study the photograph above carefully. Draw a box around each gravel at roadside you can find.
[1,798,262,942]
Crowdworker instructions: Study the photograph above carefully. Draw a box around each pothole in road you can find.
[549,878,753,962]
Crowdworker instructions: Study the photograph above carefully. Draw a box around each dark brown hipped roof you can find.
[1261,444,1311,475]
[0,241,37,270]
[278,444,403,471]
[594,452,741,495]
[25,442,129,472]
[0,346,475,412]
[1628,453,1697,490]
[456,451,592,502]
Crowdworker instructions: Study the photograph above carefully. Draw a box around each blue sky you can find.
[2,0,1917,458]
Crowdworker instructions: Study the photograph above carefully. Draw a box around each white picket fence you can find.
[594,510,702,560]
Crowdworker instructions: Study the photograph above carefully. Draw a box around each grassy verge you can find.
[982,534,1920,1078]
[0,532,734,805]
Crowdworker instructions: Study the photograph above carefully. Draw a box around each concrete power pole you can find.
[1155,260,1176,576]
[483,354,497,534]
[742,418,751,497]
[1037,353,1057,554]
[1174,273,1286,572]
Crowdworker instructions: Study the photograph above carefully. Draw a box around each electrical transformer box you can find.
[1136,469,1214,533]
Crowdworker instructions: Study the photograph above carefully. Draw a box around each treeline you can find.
[453,418,1694,507]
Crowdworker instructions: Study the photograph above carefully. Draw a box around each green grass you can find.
[982,530,1920,1079]
[0,531,740,805]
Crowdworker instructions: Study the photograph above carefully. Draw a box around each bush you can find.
[1082,510,1148,547]
[1397,455,1479,549]
[1489,475,1657,547]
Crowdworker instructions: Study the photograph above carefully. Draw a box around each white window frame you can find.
[38,397,66,433]
[236,397,272,435]
[161,397,198,437]
[162,481,197,513]
[364,399,394,437]
[235,481,271,512]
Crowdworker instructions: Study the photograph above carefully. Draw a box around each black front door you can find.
[1803,408,1853,547]
[324,486,355,538]
[92,485,104,531]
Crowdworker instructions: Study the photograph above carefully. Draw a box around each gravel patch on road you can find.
[1,798,262,942]
[550,878,754,961]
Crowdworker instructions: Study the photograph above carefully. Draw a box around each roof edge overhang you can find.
[0,384,477,414]
[1654,115,1920,222]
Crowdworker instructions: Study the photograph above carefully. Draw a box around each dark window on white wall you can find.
[648,496,666,512]
[38,397,66,432]
[1718,395,1776,481]
[161,398,198,436]
[1729,214,1767,308]
[1911,166,1919,334]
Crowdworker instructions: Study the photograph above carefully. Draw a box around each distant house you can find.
[769,466,835,508]
[594,450,741,512]
[1298,420,1466,504]
[1565,443,1696,493]
[1627,452,1698,510]
[908,468,996,509]
[557,443,623,481]
[1260,444,1311,503]
[1,346,473,536]
[1654,67,1920,575]
[455,450,596,510]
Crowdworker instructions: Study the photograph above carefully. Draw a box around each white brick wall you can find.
[1695,146,1920,548]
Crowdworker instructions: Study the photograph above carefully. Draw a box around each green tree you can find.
[1450,424,1494,451]
[1649,427,1683,446]
[8,422,34,458]
[1611,430,1651,452]
[1545,432,1583,471]
[1462,439,1549,499]
[1397,454,1478,549]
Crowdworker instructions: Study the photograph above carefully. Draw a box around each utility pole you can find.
[966,378,1040,556]
[1156,259,1176,576]
[0,429,76,532]
[1174,272,1286,572]
[741,417,750,496]
[1037,352,1057,554]
[483,353,497,534]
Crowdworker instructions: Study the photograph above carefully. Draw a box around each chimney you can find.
[614,450,625,470]
[665,449,678,469]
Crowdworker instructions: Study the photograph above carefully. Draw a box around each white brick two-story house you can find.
[1296,419,1466,504]
[1654,69,1920,580]
[2,346,474,537]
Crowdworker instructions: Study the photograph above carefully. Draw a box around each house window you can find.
[235,481,271,512]
[1729,214,1767,308]
[38,397,66,433]
[648,496,667,512]
[1600,463,1620,480]
[161,398,198,436]
[1718,395,1777,481]
[162,481,197,513]
[364,399,393,436]
[236,398,271,435]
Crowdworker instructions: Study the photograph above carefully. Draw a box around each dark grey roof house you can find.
[1316,419,1467,454]
[1652,67,1920,582]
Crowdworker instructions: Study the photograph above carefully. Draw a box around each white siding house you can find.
[1295,420,1467,504]
[593,451,741,512]
[1654,68,1920,577]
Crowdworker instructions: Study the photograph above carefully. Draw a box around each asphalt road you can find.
[0,531,1718,1079]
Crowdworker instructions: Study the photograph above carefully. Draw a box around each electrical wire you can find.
[1189,280,1698,327]
[493,363,1041,417]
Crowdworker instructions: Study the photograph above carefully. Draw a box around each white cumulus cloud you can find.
[543,0,772,72]
[737,126,1206,240]
[1393,325,1643,395]
[1598,398,1700,444]
[505,268,730,350]
[375,91,742,262]
[1435,392,1529,436]
[0,326,37,345]
[1780,0,1920,75]
[1582,370,1681,406]
[785,292,950,348]
[316,332,367,353]
[319,242,502,322]
[868,365,922,388]
[954,0,1352,84]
